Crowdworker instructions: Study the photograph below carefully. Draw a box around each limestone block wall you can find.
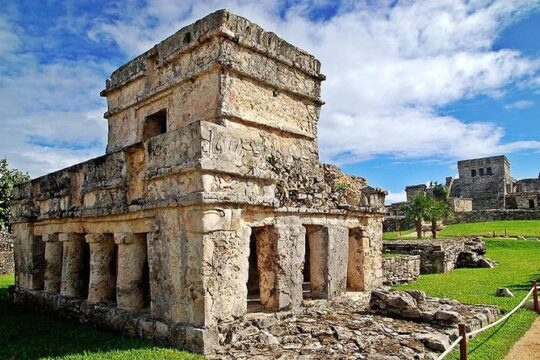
[383,238,486,274]
[0,231,14,274]
[384,240,463,274]
[382,255,420,285]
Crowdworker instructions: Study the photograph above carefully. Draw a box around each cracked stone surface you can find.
[212,290,499,359]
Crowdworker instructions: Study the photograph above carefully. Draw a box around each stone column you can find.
[59,233,87,297]
[114,233,147,311]
[361,217,383,290]
[308,225,349,299]
[266,219,306,310]
[43,234,63,293]
[12,223,44,289]
[326,225,349,298]
[347,227,367,291]
[86,234,116,303]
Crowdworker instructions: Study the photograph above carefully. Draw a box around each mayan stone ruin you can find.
[9,10,388,354]
[406,155,540,211]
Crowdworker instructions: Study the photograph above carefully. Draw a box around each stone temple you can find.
[9,10,386,354]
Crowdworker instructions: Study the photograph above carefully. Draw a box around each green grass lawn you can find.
[384,220,540,240]
[397,238,540,360]
[0,275,202,360]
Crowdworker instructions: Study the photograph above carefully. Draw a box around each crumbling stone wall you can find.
[382,255,420,285]
[0,231,14,274]
[383,238,486,274]
[9,10,386,355]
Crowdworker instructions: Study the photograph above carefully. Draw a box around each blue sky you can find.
[1,0,539,203]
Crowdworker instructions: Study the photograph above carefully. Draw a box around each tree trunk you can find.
[431,218,437,239]
[416,219,422,239]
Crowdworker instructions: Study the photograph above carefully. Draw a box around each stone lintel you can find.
[114,233,145,245]
[58,233,85,242]
[43,233,59,242]
[85,233,113,243]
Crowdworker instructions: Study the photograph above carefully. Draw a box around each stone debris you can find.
[477,258,495,268]
[370,289,498,328]
[496,288,515,298]
[211,290,500,359]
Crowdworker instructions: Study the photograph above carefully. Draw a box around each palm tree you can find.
[427,200,452,239]
[400,192,432,239]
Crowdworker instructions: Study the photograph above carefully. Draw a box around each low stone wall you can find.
[450,209,540,224]
[9,287,214,354]
[0,231,14,274]
[383,238,487,274]
[383,255,420,285]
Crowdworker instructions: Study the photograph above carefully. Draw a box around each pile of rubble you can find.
[212,290,499,359]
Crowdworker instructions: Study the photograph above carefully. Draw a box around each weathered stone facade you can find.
[449,156,513,210]
[0,231,14,274]
[9,10,386,354]
[383,255,420,285]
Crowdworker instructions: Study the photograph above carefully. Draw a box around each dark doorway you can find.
[247,231,260,310]
[80,242,91,299]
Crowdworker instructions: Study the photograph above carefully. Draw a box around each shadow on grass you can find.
[467,316,508,356]
[505,274,540,294]
[0,280,189,359]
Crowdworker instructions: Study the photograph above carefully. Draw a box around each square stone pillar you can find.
[43,234,63,293]
[86,234,116,303]
[347,227,368,290]
[12,223,44,289]
[362,217,384,290]
[308,225,349,299]
[59,233,87,297]
[259,219,306,311]
[114,233,147,311]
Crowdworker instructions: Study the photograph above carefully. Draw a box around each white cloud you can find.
[505,99,534,110]
[0,11,110,177]
[2,0,540,178]
[385,191,407,205]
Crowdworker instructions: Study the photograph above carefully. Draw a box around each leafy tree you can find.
[0,158,30,230]
[400,192,432,239]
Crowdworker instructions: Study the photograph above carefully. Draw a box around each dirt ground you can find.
[505,317,540,359]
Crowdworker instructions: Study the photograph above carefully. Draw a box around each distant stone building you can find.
[401,155,539,211]
[448,155,513,210]
[507,176,540,209]
[9,10,386,354]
